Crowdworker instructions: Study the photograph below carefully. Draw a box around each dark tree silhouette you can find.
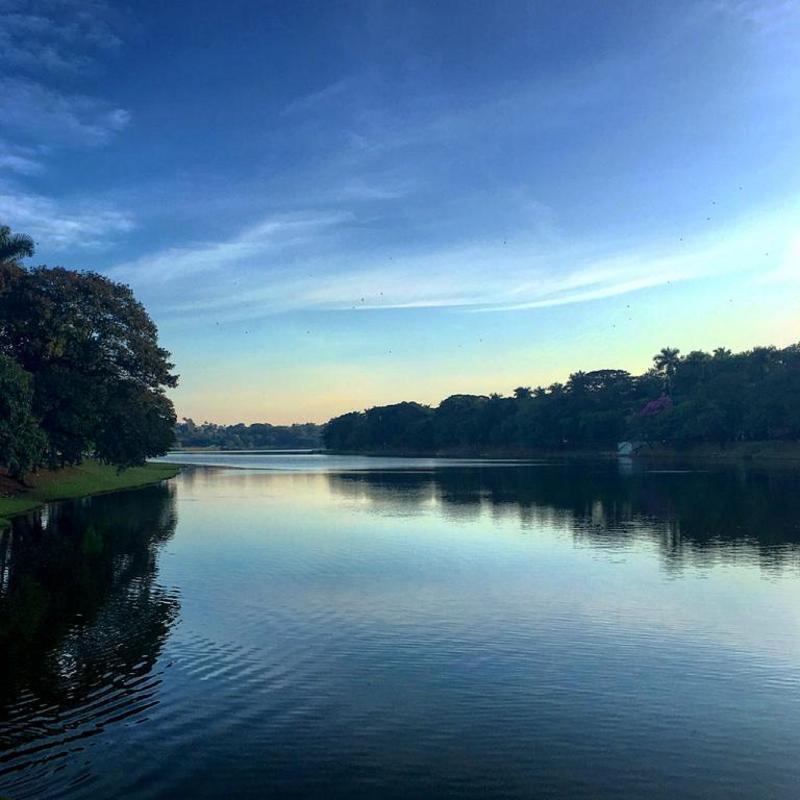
[174,419,323,450]
[653,347,681,394]
[324,344,800,455]
[0,224,177,474]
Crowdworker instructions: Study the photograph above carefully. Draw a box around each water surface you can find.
[2,456,800,798]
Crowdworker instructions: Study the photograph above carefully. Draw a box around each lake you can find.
[2,454,800,798]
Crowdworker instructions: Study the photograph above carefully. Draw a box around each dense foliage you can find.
[0,226,177,478]
[175,419,322,450]
[324,345,800,454]
[0,355,47,478]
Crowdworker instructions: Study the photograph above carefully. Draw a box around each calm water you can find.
[2,455,800,799]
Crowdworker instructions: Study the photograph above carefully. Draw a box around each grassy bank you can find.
[0,460,181,531]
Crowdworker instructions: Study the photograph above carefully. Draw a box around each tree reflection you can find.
[0,483,180,764]
[327,463,800,571]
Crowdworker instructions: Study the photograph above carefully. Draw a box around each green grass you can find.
[0,460,181,531]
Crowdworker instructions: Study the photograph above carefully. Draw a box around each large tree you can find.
[0,229,178,470]
[653,347,681,394]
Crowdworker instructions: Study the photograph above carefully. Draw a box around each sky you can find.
[2,0,800,423]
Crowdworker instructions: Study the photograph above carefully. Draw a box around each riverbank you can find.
[325,440,800,463]
[0,460,181,531]
[632,440,800,462]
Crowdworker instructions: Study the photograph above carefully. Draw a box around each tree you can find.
[0,225,34,265]
[0,261,178,469]
[364,402,433,450]
[434,395,489,449]
[323,411,368,451]
[321,343,800,455]
[174,419,323,450]
[653,347,681,394]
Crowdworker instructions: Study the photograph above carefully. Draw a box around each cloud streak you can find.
[0,0,132,251]
[0,0,128,183]
[0,77,130,148]
[111,200,797,323]
[110,211,355,282]
[0,140,45,175]
[0,3,121,73]
[0,183,134,250]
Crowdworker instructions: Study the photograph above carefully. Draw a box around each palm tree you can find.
[653,347,680,394]
[0,225,35,264]
[513,386,532,400]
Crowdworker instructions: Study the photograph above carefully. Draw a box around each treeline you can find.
[0,225,177,479]
[175,419,322,450]
[324,345,800,454]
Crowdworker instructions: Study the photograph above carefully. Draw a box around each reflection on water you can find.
[327,462,800,572]
[2,458,800,799]
[0,484,179,796]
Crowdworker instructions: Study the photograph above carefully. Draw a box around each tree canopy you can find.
[324,344,800,455]
[0,225,177,477]
[174,419,322,450]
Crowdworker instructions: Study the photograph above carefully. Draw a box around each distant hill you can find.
[174,419,323,450]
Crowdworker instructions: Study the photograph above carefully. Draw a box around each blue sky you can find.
[2,0,799,422]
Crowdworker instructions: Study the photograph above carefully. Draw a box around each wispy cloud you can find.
[0,183,134,250]
[112,200,796,323]
[715,0,800,33]
[111,211,355,283]
[280,78,352,117]
[0,77,130,148]
[0,0,132,245]
[0,3,121,73]
[0,0,128,178]
[0,140,45,175]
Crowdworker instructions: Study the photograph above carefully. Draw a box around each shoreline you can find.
[322,440,800,463]
[163,440,800,465]
[0,461,182,532]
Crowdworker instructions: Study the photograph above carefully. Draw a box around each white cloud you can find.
[0,140,45,175]
[0,78,130,148]
[110,201,798,322]
[0,0,127,176]
[0,185,134,250]
[111,211,354,283]
[0,5,121,72]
